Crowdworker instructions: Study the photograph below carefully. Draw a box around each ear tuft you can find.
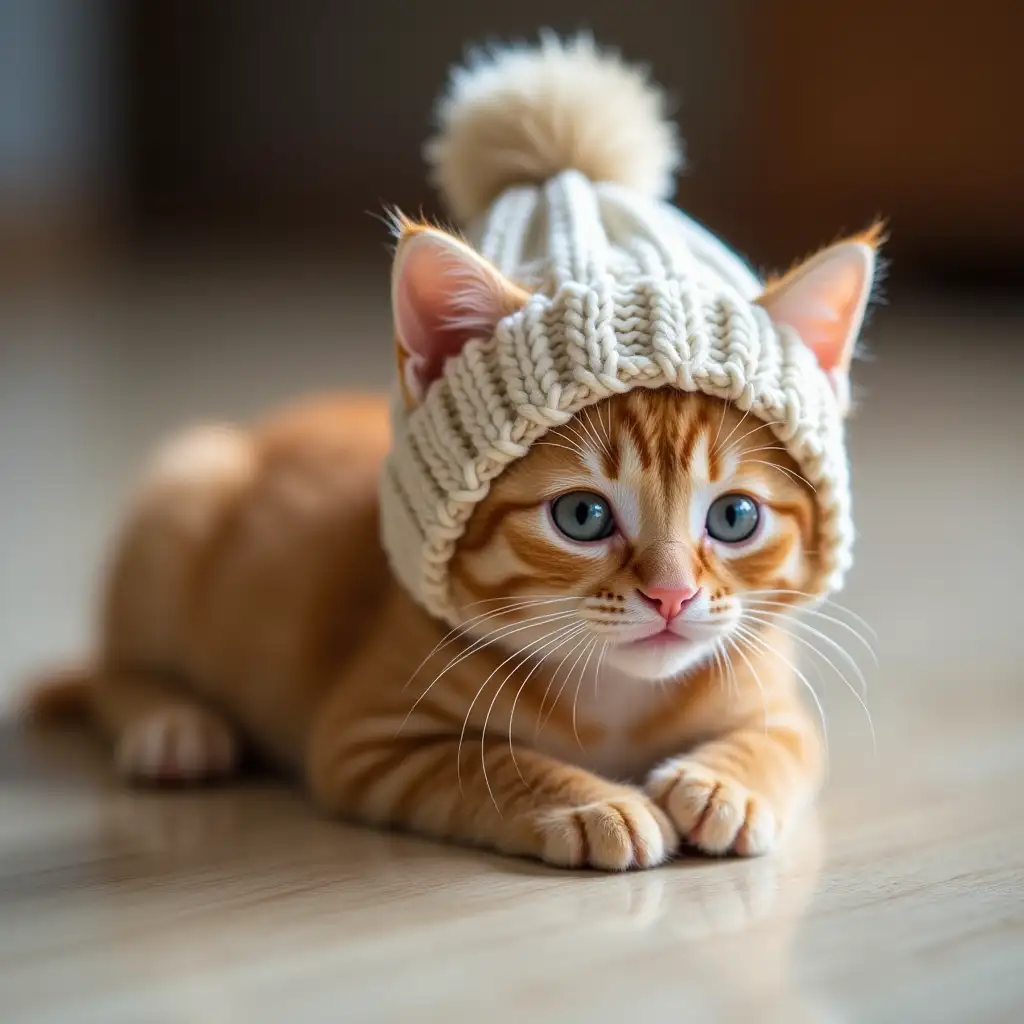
[846,218,888,252]
[758,226,883,414]
[391,220,530,408]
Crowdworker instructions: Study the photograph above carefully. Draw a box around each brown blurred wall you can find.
[124,2,735,252]
[731,2,1024,275]
[5,1,1023,282]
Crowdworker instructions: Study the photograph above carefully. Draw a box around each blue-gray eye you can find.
[551,491,615,542]
[706,493,760,543]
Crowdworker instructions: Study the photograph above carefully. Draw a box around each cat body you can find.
[28,39,879,870]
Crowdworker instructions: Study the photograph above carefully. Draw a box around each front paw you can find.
[532,794,679,871]
[645,760,779,857]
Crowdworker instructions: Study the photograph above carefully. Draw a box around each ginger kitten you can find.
[27,38,878,870]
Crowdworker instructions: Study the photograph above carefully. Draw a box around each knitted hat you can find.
[381,37,876,626]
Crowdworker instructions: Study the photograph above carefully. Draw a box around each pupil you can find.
[575,502,589,526]
[726,503,738,527]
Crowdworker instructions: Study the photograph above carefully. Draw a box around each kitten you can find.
[26,39,879,870]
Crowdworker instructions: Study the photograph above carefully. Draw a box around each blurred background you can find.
[2,0,1023,704]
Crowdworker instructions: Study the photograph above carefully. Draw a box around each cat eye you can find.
[706,493,760,543]
[550,491,616,542]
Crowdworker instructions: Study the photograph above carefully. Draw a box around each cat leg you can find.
[645,701,823,857]
[94,670,240,785]
[88,424,254,785]
[307,721,678,871]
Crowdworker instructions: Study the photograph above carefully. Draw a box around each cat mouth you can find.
[616,618,726,648]
[621,627,694,649]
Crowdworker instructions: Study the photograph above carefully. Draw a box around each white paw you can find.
[116,707,239,784]
[646,760,779,857]
[534,795,679,871]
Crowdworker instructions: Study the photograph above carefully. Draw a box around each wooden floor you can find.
[2,267,1023,1022]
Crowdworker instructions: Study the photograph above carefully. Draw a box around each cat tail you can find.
[20,664,96,724]
[425,33,682,225]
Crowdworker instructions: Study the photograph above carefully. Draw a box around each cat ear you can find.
[391,220,530,408]
[757,226,883,413]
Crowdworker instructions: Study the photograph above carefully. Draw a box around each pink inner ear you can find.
[392,229,514,401]
[394,259,477,393]
[760,242,874,375]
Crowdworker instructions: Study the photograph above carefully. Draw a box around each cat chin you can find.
[602,636,718,682]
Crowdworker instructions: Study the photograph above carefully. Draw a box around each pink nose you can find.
[638,585,699,621]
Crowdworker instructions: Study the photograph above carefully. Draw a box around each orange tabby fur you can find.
[29,378,825,870]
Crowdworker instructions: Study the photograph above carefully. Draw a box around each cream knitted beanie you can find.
[380,37,860,626]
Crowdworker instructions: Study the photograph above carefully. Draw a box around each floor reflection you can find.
[95,807,835,1022]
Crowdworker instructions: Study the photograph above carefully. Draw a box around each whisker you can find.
[745,606,877,678]
[474,620,585,809]
[742,599,879,664]
[460,595,580,610]
[710,395,733,458]
[403,596,579,691]
[455,679,491,798]
[592,404,615,461]
[535,440,590,461]
[744,610,871,695]
[507,624,588,786]
[480,619,584,746]
[535,630,592,738]
[713,639,735,701]
[716,406,753,457]
[559,418,599,460]
[539,630,594,735]
[734,444,793,458]
[436,608,577,673]
[743,589,879,640]
[580,406,612,462]
[735,458,817,493]
[601,399,613,457]
[571,638,599,751]
[592,639,609,700]
[557,417,592,448]
[574,413,602,458]
[720,416,785,459]
[400,609,578,732]
[725,633,743,702]
[723,631,769,733]
[743,612,876,752]
[710,642,726,699]
[733,623,830,757]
